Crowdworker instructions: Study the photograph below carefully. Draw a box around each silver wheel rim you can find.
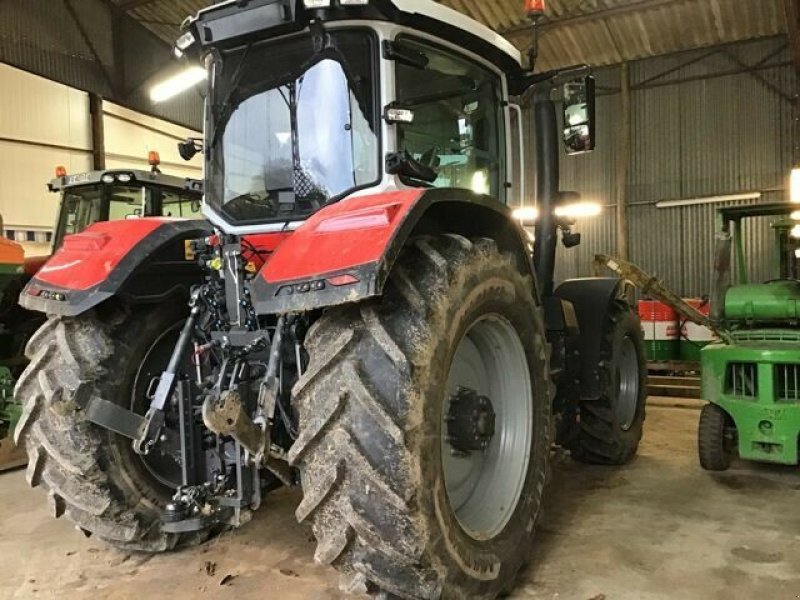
[442,314,533,541]
[616,335,640,431]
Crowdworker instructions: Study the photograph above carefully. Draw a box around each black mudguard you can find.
[554,277,636,401]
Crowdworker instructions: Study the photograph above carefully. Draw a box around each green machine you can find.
[0,234,26,470]
[699,202,800,470]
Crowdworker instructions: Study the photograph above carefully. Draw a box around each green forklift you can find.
[699,202,800,470]
[597,200,800,471]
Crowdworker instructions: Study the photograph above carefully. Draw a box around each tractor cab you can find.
[48,158,203,250]
[175,0,595,237]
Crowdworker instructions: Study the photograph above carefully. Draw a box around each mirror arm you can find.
[385,151,438,184]
[508,64,592,96]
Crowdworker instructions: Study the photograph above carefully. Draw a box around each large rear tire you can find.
[13,303,207,551]
[568,301,647,465]
[290,235,552,599]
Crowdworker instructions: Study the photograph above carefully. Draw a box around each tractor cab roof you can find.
[181,0,524,78]
[718,202,795,223]
[48,169,203,195]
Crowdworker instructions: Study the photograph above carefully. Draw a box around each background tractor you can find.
[15,1,646,598]
[0,156,203,468]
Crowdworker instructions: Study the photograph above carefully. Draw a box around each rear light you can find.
[28,286,68,301]
[55,166,67,178]
[327,274,359,286]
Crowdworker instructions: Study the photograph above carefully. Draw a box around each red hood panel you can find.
[34,219,170,291]
[261,190,424,284]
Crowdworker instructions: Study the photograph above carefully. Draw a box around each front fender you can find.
[251,188,533,313]
[20,219,211,317]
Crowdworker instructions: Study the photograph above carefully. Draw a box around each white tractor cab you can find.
[47,153,203,250]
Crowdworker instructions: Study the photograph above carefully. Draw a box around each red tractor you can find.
[15,1,646,597]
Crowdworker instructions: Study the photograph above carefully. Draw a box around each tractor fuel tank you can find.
[724,280,800,322]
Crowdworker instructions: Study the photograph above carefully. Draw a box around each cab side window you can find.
[156,190,203,218]
[394,38,505,200]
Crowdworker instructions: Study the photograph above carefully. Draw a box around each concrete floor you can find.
[2,405,799,599]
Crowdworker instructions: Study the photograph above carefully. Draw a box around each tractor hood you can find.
[724,280,800,322]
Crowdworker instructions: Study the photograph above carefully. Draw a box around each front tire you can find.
[569,301,647,465]
[14,303,206,551]
[290,235,552,599]
[698,403,734,471]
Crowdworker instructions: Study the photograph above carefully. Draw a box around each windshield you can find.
[55,185,143,248]
[206,30,379,225]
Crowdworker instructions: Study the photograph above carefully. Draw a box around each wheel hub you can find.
[446,386,496,453]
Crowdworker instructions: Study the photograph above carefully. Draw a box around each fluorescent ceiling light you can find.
[150,67,207,103]
[656,192,761,209]
[791,167,800,203]
[554,201,601,218]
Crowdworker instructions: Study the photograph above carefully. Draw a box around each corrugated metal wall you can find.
[550,36,796,297]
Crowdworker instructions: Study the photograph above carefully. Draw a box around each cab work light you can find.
[340,0,369,4]
[384,107,415,124]
[303,0,331,7]
[554,201,601,218]
[173,31,196,58]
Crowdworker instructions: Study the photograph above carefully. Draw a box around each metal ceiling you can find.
[111,0,792,70]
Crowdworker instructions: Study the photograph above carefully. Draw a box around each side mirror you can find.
[177,138,203,161]
[562,76,595,155]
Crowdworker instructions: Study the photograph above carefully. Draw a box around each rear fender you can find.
[20,219,212,317]
[554,277,636,401]
[251,188,534,313]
